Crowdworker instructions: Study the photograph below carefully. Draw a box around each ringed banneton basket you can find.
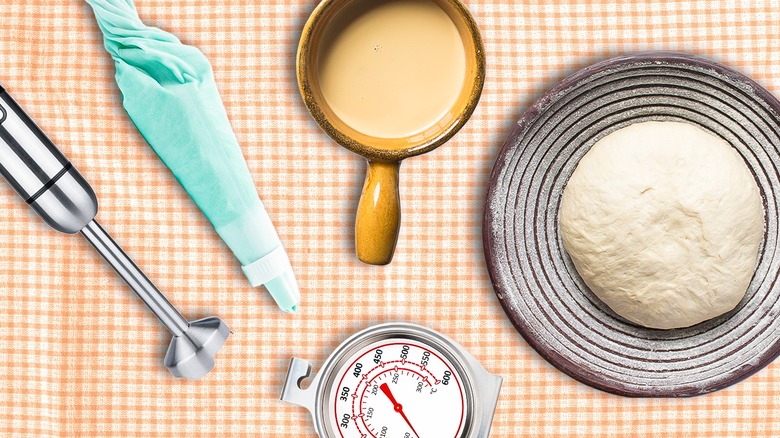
[484,52,780,397]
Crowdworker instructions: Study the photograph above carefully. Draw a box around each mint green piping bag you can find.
[85,0,300,312]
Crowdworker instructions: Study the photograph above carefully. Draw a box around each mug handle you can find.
[355,160,401,265]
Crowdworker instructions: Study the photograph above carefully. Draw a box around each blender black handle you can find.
[0,86,97,233]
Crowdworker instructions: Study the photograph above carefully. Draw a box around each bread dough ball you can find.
[559,121,763,329]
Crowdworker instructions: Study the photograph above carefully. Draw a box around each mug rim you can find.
[297,0,486,162]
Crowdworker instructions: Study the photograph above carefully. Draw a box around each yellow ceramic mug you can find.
[298,0,485,265]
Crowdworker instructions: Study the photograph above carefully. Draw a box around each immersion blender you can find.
[0,85,229,379]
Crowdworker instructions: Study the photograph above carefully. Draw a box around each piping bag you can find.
[84,0,300,312]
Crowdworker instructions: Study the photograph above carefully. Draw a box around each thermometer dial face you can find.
[328,338,468,438]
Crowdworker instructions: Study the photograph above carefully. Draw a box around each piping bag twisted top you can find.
[85,0,300,312]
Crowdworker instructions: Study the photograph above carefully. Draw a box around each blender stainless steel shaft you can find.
[0,85,229,379]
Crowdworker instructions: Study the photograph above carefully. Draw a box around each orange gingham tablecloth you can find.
[1,1,780,436]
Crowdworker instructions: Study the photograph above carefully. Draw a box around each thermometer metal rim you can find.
[281,322,502,438]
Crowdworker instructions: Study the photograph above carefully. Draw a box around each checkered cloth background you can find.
[1,0,779,436]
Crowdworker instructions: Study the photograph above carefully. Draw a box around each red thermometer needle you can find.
[379,383,420,438]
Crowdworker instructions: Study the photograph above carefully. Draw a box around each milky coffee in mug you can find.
[316,0,467,141]
[298,0,485,264]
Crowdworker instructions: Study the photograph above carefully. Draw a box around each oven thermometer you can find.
[281,323,502,438]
